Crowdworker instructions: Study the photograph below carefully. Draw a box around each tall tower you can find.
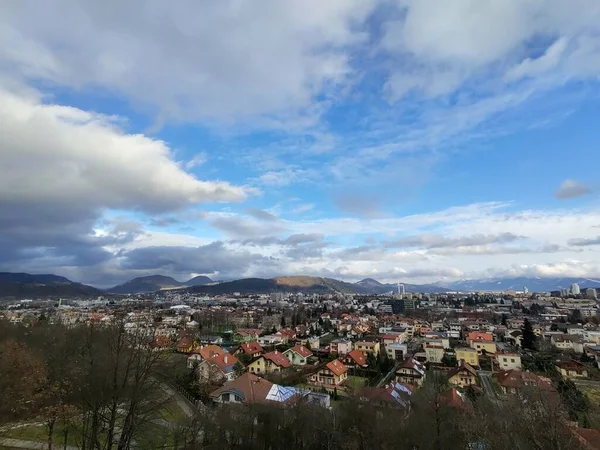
[571,283,581,296]
[397,282,405,295]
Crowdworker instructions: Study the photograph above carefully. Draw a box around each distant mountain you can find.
[0,272,102,298]
[107,275,183,294]
[184,275,213,287]
[443,277,600,293]
[187,276,360,295]
[355,278,449,294]
[185,276,449,295]
[107,274,214,294]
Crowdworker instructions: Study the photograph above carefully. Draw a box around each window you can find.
[511,358,515,363]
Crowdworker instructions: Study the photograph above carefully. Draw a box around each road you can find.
[0,438,78,450]
[479,371,500,405]
[572,379,600,388]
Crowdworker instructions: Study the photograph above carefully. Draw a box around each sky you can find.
[1,0,600,287]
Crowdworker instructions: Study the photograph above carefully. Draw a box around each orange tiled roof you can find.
[263,351,292,368]
[289,345,312,358]
[326,359,348,377]
[345,350,368,367]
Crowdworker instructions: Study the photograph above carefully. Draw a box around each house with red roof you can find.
[555,360,589,379]
[197,352,240,383]
[395,359,426,386]
[176,336,197,354]
[495,369,555,395]
[233,341,264,359]
[283,345,313,366]
[309,359,348,387]
[358,382,413,409]
[247,350,292,375]
[343,349,368,368]
[276,328,297,343]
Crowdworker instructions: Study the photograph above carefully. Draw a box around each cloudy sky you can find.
[2,0,600,287]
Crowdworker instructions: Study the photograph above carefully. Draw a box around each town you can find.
[2,282,600,449]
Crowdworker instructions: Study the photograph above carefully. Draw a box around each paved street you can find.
[479,371,501,406]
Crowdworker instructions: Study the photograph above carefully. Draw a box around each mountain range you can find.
[107,275,214,294]
[1,272,600,298]
[0,272,102,298]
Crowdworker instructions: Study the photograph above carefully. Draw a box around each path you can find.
[160,382,196,419]
[377,361,401,388]
[0,438,78,450]
[479,371,501,406]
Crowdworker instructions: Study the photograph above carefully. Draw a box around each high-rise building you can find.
[586,288,597,300]
[561,288,569,297]
[571,283,581,296]
[523,286,529,294]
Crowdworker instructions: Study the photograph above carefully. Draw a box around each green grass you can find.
[346,376,368,392]
[158,400,188,423]
[3,423,83,447]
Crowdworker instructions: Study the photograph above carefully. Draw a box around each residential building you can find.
[466,332,494,345]
[257,334,284,346]
[380,333,405,346]
[447,362,478,388]
[555,360,589,379]
[357,383,413,409]
[210,373,272,404]
[470,340,496,355]
[176,336,197,353]
[309,359,348,386]
[247,351,292,375]
[197,353,239,383]
[571,283,581,296]
[395,359,425,386]
[355,341,380,355]
[283,345,312,366]
[385,343,408,361]
[551,335,585,354]
[233,329,261,343]
[343,349,368,368]
[210,373,331,407]
[233,341,264,359]
[496,353,522,371]
[495,370,555,395]
[329,338,353,355]
[424,344,445,364]
[455,348,479,367]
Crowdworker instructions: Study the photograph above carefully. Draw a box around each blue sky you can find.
[2,0,600,287]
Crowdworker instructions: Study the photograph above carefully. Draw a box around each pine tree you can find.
[522,318,537,350]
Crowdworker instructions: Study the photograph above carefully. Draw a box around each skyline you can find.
[2,0,600,287]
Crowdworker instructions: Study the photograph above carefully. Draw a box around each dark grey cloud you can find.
[331,192,382,218]
[568,236,600,246]
[246,208,278,222]
[120,242,276,278]
[384,232,524,249]
[240,233,326,247]
[209,216,285,238]
[554,179,591,200]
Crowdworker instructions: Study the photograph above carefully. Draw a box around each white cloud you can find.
[0,0,377,125]
[381,0,600,100]
[505,37,569,82]
[185,153,208,170]
[0,87,248,211]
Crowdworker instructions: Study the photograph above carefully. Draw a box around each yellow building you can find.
[470,340,496,355]
[355,341,380,355]
[455,348,479,367]
[447,362,478,388]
